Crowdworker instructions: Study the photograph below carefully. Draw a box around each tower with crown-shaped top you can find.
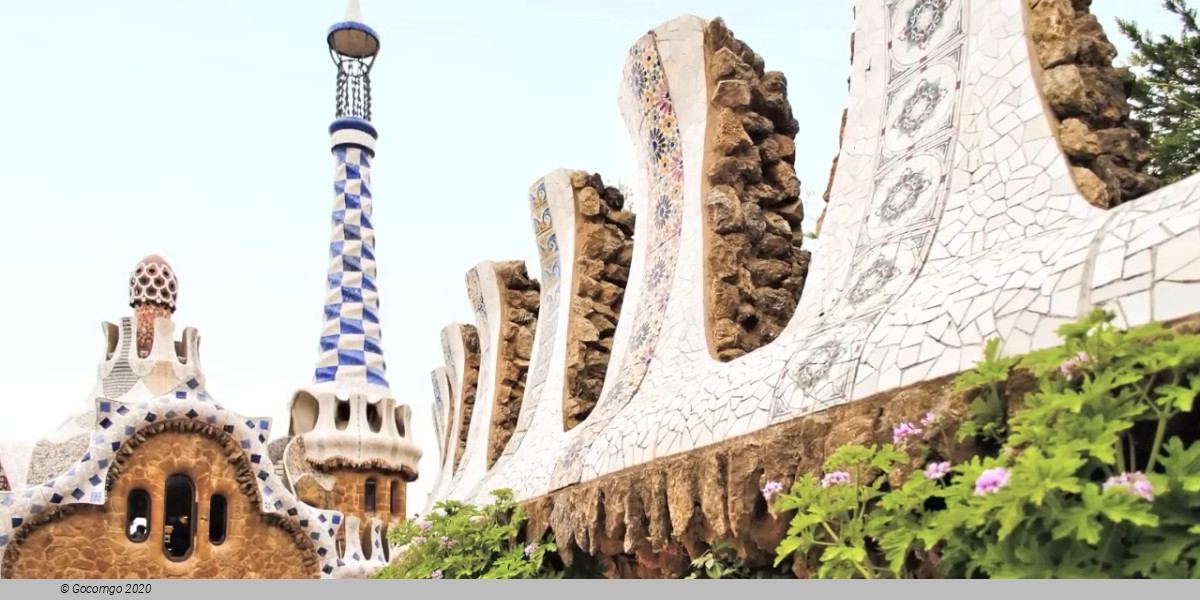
[284,0,420,559]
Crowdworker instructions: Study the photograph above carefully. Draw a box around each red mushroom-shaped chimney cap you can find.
[129,254,179,311]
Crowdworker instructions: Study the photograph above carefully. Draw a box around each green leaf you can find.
[774,536,805,567]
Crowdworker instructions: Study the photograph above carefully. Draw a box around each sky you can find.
[0,1,1183,508]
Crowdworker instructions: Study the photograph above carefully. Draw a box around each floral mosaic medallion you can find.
[881,57,961,160]
[899,0,950,50]
[548,32,686,491]
[877,166,935,226]
[893,79,946,137]
[888,0,963,74]
[770,318,872,420]
[847,255,902,306]
[789,338,847,389]
[495,178,566,465]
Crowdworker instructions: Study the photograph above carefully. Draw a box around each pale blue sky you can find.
[0,1,1178,506]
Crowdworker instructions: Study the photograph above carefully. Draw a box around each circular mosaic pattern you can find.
[894,79,946,137]
[889,0,958,67]
[790,338,847,390]
[847,255,902,306]
[128,254,178,310]
[901,0,950,49]
[865,153,945,239]
[883,61,960,154]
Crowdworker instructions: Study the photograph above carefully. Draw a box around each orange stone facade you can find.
[295,468,407,559]
[2,424,320,579]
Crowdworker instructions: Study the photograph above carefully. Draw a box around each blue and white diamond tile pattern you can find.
[313,146,389,390]
[0,383,346,579]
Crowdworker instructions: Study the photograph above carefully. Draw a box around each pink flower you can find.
[431,569,443,579]
[762,481,785,501]
[924,461,951,480]
[1060,351,1091,376]
[411,536,427,545]
[893,422,923,444]
[524,542,538,558]
[419,520,433,531]
[1103,471,1155,501]
[974,467,1010,496]
[920,412,938,428]
[821,471,852,488]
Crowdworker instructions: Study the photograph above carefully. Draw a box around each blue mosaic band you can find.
[313,143,389,389]
[330,117,377,157]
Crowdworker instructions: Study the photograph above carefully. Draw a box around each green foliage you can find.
[771,308,1200,578]
[686,541,752,579]
[1118,0,1200,182]
[373,489,561,579]
[953,336,1019,444]
[685,541,793,579]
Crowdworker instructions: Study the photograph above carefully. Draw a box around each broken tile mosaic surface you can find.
[427,0,1200,506]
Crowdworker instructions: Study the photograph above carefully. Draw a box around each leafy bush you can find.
[373,489,560,579]
[770,308,1200,578]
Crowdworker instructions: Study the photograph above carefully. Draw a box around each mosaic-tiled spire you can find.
[314,0,387,389]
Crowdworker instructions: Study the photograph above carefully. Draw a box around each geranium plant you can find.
[769,308,1200,578]
[374,488,560,579]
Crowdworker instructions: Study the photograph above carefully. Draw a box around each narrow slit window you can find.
[364,478,377,512]
[208,494,228,545]
[126,489,151,543]
[163,474,196,561]
[389,480,400,515]
[335,399,351,431]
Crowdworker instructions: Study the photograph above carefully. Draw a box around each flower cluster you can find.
[430,569,443,579]
[920,411,938,428]
[762,480,785,501]
[524,543,538,558]
[924,461,951,480]
[1103,471,1155,501]
[410,536,427,545]
[893,421,923,444]
[821,471,852,488]
[419,520,433,532]
[974,467,1010,496]
[1059,351,1091,376]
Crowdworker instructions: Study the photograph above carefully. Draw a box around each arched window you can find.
[208,494,228,545]
[364,478,377,512]
[163,474,196,561]
[366,403,382,433]
[389,480,401,515]
[126,489,151,543]
[335,399,351,431]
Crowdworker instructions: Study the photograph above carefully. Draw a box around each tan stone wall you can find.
[488,261,541,468]
[298,467,407,559]
[524,313,1200,578]
[702,19,811,362]
[1028,0,1159,207]
[565,171,635,430]
[522,371,969,578]
[453,324,481,472]
[2,423,319,579]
